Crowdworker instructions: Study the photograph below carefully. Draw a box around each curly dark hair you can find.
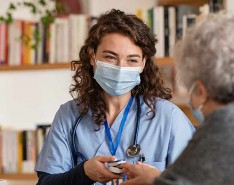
[70,9,172,127]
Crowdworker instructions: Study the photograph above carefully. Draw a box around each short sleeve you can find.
[35,105,73,174]
[167,108,195,164]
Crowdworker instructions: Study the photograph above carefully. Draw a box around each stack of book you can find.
[0,14,88,66]
[0,124,50,174]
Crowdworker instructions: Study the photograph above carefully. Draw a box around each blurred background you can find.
[0,0,233,184]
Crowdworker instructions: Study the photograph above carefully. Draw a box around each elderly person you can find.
[121,12,234,185]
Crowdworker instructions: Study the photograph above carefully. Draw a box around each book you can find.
[55,17,69,63]
[176,5,199,40]
[209,0,224,12]
[153,6,165,57]
[223,0,234,12]
[68,14,88,61]
[36,124,51,158]
[8,20,22,66]
[168,7,176,56]
[182,14,196,38]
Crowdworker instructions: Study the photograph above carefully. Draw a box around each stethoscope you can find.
[71,96,141,166]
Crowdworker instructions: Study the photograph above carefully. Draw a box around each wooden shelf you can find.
[172,94,188,106]
[154,57,174,66]
[0,173,37,180]
[158,0,209,7]
[0,63,71,72]
[0,58,173,72]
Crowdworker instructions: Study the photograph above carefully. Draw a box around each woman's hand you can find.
[84,156,122,183]
[120,162,161,185]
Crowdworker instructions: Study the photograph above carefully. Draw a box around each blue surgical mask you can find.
[188,83,205,124]
[94,60,141,96]
[189,103,205,124]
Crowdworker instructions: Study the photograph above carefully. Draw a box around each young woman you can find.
[35,9,195,185]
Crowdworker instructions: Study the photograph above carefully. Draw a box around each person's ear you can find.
[194,80,208,104]
[88,47,95,66]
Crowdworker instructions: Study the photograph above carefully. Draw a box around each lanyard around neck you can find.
[104,96,134,156]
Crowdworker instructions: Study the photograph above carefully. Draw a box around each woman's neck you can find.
[103,92,132,126]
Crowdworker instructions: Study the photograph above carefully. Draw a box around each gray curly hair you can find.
[175,12,234,103]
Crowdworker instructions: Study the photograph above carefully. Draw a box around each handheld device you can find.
[108,159,126,167]
[107,159,126,174]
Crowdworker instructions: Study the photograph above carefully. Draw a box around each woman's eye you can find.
[105,56,116,60]
[128,59,138,63]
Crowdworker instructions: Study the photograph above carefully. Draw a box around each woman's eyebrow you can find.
[127,54,141,58]
[103,50,142,58]
[102,50,118,56]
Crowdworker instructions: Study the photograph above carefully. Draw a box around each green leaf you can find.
[46,30,51,39]
[0,0,65,49]
[9,3,16,10]
[31,44,37,50]
[0,16,5,23]
[6,12,13,24]
[23,2,37,14]
[34,27,40,42]
[24,35,31,46]
[32,6,37,14]
[55,1,64,12]
[40,10,55,26]
[38,0,46,6]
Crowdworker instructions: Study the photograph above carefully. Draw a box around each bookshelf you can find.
[0,173,37,180]
[154,57,174,66]
[155,0,202,126]
[0,63,71,71]
[0,57,172,72]
[0,57,198,125]
[158,0,209,7]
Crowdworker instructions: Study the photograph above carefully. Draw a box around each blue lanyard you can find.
[104,96,134,156]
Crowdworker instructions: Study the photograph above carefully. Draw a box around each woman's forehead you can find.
[97,33,143,56]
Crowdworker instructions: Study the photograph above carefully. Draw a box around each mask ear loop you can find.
[140,57,146,73]
[189,82,208,110]
[197,102,205,111]
[198,97,209,111]
[188,82,197,109]
[89,48,98,72]
[188,83,196,97]
[92,48,97,64]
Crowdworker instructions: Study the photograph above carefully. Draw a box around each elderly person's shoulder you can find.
[153,102,234,185]
[204,102,234,129]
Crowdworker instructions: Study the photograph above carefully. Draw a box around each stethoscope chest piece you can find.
[126,144,141,157]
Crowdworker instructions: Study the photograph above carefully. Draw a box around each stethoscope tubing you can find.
[71,96,141,166]
[72,115,86,165]
[133,96,141,146]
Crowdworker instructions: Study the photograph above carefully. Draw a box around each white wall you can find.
[0,69,73,129]
[87,0,157,16]
[0,0,157,18]
[0,0,55,21]
[0,0,29,18]
[0,0,157,129]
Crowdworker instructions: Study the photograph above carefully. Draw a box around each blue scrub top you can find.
[35,97,195,182]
